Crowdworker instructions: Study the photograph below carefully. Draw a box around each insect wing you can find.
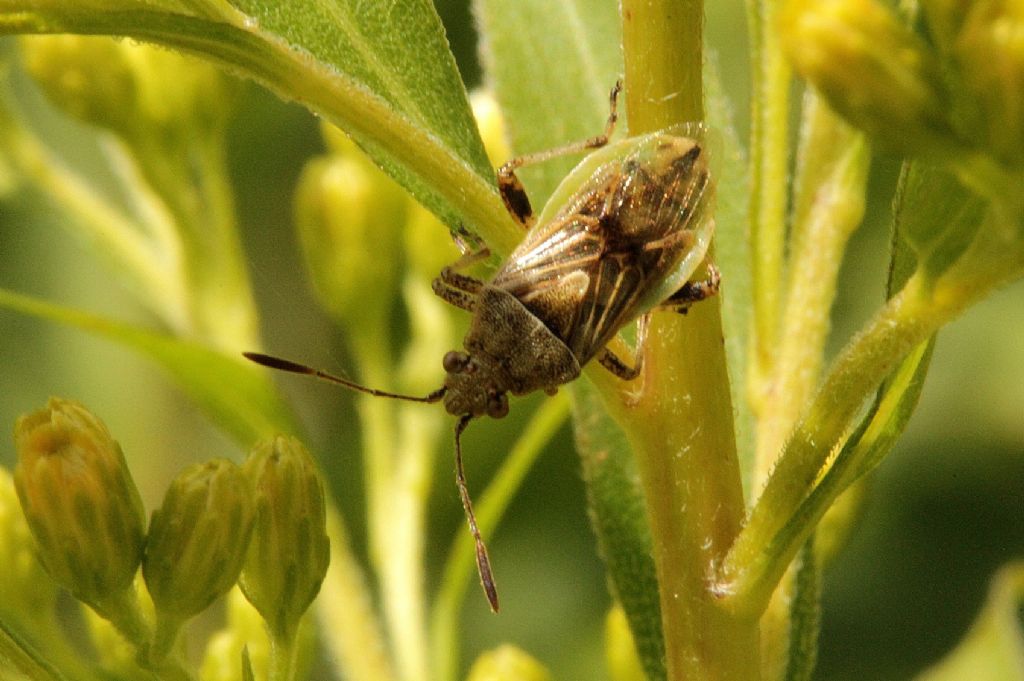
[622,126,716,314]
[492,127,716,362]
[490,211,605,344]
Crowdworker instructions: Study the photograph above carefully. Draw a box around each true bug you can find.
[245,81,719,612]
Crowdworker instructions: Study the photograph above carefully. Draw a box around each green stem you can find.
[148,611,183,666]
[431,395,569,681]
[0,107,188,329]
[93,586,151,653]
[619,1,757,679]
[268,632,298,681]
[316,505,396,681]
[718,236,1024,616]
[746,0,793,437]
[380,403,439,681]
[754,95,870,483]
[0,615,75,681]
[621,0,702,132]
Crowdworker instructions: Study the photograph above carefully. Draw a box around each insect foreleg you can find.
[659,263,721,314]
[497,80,623,229]
[432,248,492,311]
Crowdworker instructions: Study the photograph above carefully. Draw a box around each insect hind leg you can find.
[497,80,622,229]
[660,264,721,314]
[597,312,650,381]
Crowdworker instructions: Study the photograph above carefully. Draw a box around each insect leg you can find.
[660,263,721,313]
[597,312,650,381]
[497,80,623,229]
[454,414,500,612]
[432,248,490,311]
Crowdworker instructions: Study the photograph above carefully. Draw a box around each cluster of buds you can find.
[781,0,1024,169]
[10,398,330,675]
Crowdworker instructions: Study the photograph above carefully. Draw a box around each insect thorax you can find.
[442,287,581,417]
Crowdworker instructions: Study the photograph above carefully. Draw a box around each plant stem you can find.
[619,1,757,679]
[268,632,298,681]
[718,234,1024,616]
[753,95,869,487]
[746,0,793,426]
[0,107,188,329]
[316,506,396,681]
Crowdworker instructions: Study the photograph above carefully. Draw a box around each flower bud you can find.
[924,0,1024,165]
[14,398,145,610]
[239,436,329,641]
[0,465,59,629]
[466,645,552,681]
[781,0,958,158]
[471,89,512,167]
[19,35,236,143]
[143,459,254,619]
[294,148,408,332]
[605,606,646,681]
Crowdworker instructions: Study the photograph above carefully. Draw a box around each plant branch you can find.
[746,0,793,434]
[717,230,1024,616]
[618,1,757,679]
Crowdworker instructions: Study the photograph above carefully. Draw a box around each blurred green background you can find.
[1,2,1023,680]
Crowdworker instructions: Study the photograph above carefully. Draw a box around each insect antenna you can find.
[243,352,446,403]
[454,413,499,612]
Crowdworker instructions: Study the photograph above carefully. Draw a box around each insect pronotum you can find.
[245,81,719,612]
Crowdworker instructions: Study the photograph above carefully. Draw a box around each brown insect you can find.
[245,81,719,612]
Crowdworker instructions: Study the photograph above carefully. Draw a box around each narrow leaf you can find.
[570,379,665,681]
[0,289,297,445]
[0,617,70,681]
[705,54,754,490]
[783,539,820,681]
[474,0,624,203]
[916,562,1024,681]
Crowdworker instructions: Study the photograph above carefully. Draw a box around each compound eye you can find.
[443,351,469,373]
[486,393,509,419]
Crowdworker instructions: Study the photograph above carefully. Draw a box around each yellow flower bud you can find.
[925,0,1024,165]
[239,436,329,641]
[13,398,145,611]
[466,645,552,681]
[605,606,646,681]
[781,0,959,158]
[294,152,408,332]
[470,89,512,167]
[19,35,236,143]
[143,459,254,620]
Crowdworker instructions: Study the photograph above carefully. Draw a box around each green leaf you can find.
[915,562,1024,681]
[0,2,520,253]
[0,616,70,681]
[241,645,256,681]
[474,0,624,204]
[570,379,665,681]
[891,161,986,282]
[783,539,820,681]
[0,288,297,446]
[705,54,754,490]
